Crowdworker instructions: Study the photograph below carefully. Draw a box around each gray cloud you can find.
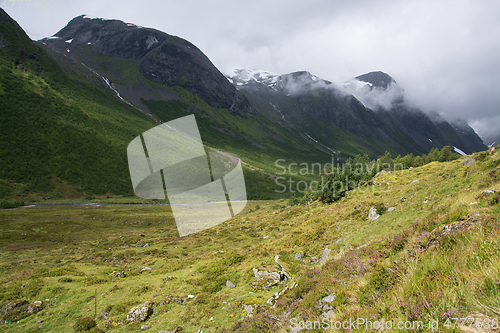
[6,0,499,144]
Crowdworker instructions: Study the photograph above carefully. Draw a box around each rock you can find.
[126,301,153,322]
[139,267,152,272]
[252,268,281,289]
[36,319,44,324]
[140,325,149,330]
[226,280,235,288]
[253,268,280,280]
[320,294,336,303]
[387,207,395,212]
[368,207,380,221]
[116,271,125,278]
[243,304,254,314]
[274,255,292,280]
[323,310,334,318]
[464,158,476,166]
[319,248,331,265]
[294,252,304,260]
[27,301,43,313]
[481,189,498,197]
[266,281,297,307]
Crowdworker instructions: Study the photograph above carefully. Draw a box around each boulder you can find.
[320,294,336,303]
[226,280,235,288]
[243,304,254,315]
[368,207,380,221]
[126,301,153,322]
[294,252,304,260]
[462,158,475,166]
[319,248,331,265]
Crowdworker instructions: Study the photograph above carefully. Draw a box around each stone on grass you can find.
[320,294,336,303]
[243,304,254,314]
[368,207,380,221]
[319,248,331,265]
[226,280,235,288]
[126,301,153,322]
[294,252,304,260]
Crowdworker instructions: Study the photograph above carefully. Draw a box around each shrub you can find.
[74,317,97,331]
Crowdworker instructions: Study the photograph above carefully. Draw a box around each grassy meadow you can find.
[0,147,499,332]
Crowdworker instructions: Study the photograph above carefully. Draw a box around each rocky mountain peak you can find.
[355,71,396,89]
[42,15,253,116]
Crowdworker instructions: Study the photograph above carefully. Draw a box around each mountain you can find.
[0,11,487,202]
[0,9,159,199]
[0,11,329,201]
[227,69,486,156]
[39,15,253,117]
[344,71,486,153]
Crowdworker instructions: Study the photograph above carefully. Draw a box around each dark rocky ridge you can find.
[51,15,253,116]
[355,71,396,89]
[230,69,486,155]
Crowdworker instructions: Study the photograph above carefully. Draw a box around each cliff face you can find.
[42,15,253,117]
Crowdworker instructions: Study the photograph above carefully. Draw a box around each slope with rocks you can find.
[1,143,498,332]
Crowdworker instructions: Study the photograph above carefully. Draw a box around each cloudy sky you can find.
[5,0,500,144]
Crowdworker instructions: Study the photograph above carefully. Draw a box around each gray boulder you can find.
[126,301,153,322]
[319,248,331,265]
[294,252,304,260]
[368,207,380,221]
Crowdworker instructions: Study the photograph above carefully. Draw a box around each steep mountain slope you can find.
[345,71,486,153]
[228,68,485,157]
[0,9,156,198]
[0,11,330,201]
[37,16,353,175]
[39,15,253,117]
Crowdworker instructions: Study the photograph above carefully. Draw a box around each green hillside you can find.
[0,9,157,200]
[1,146,498,332]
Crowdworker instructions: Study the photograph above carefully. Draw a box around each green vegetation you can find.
[0,13,156,200]
[0,146,498,332]
[306,146,461,203]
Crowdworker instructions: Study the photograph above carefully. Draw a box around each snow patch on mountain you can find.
[228,69,280,88]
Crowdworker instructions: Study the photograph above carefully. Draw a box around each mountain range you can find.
[0,10,487,200]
